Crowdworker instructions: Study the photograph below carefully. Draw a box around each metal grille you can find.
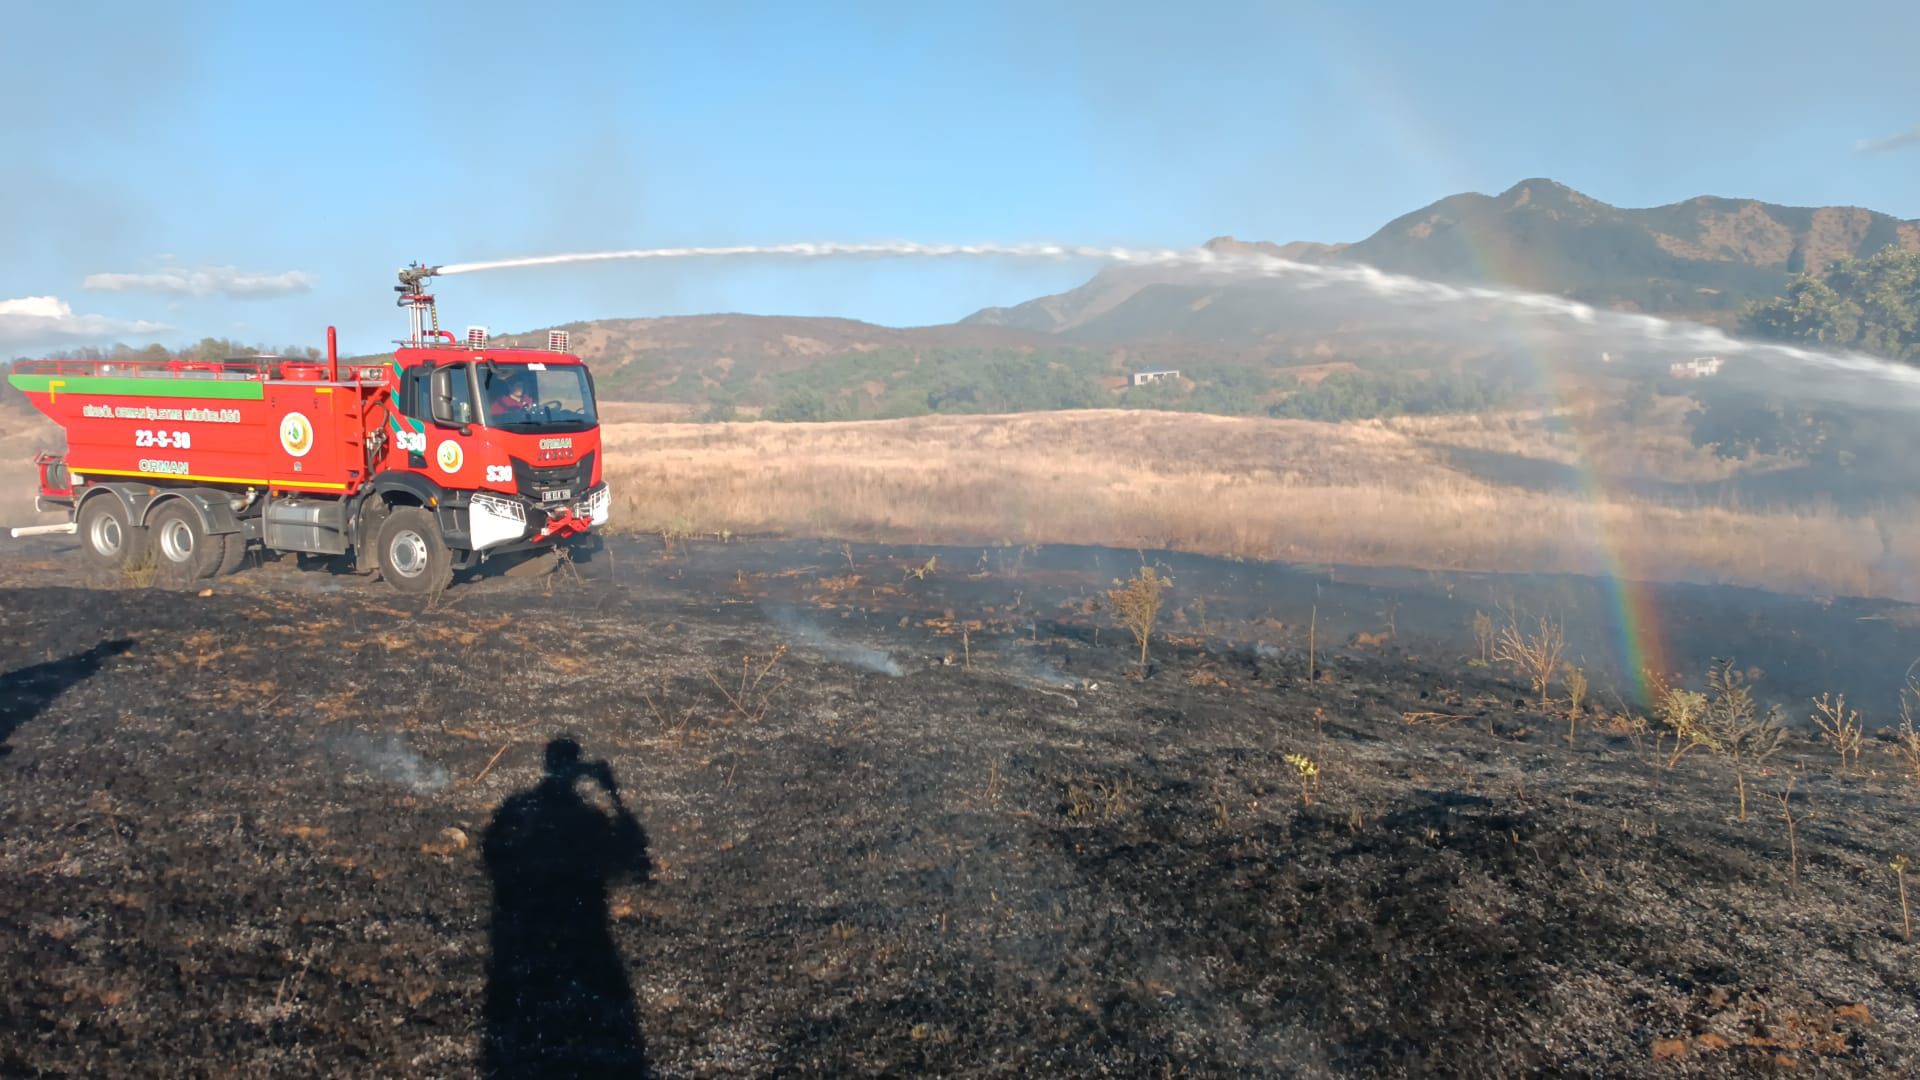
[510,451,594,503]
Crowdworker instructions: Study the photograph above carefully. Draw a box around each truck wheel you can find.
[77,498,150,571]
[150,503,221,586]
[376,507,452,595]
[216,532,249,576]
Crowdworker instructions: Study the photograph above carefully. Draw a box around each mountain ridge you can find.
[961,179,1920,338]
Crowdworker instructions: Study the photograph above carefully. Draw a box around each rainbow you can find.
[1291,18,1678,698]
[1437,192,1670,701]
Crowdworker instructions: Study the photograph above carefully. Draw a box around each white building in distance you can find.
[1669,357,1724,379]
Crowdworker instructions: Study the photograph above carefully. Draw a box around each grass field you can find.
[600,403,1920,601]
[7,396,1917,600]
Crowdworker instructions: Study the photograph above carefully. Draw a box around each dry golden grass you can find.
[1381,395,1765,484]
[5,391,1915,600]
[600,407,1920,600]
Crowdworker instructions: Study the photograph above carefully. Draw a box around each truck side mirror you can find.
[428,368,472,435]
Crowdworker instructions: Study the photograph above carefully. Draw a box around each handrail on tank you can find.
[9,356,278,380]
[10,355,400,387]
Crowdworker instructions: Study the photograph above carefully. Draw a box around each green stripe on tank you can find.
[6,373,267,400]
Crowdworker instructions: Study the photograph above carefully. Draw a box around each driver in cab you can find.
[490,373,536,419]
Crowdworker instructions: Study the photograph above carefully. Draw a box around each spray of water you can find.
[436,241,1920,402]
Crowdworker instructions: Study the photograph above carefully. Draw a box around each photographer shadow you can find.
[1,638,134,758]
[483,738,653,1078]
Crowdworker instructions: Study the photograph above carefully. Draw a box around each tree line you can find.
[686,348,1512,424]
[9,338,323,366]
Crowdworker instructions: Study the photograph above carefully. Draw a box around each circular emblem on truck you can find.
[436,439,465,474]
[279,412,314,457]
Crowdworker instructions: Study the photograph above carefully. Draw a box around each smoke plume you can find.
[337,733,451,794]
[1856,126,1920,154]
[763,605,903,676]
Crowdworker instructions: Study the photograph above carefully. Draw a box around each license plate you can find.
[540,488,572,502]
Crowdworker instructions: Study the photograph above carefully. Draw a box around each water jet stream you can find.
[435,241,1920,403]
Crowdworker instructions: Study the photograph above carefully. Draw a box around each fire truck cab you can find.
[366,337,608,591]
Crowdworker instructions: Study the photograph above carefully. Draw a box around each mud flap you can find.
[351,499,388,574]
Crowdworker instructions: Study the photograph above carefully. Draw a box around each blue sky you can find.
[3,0,1917,355]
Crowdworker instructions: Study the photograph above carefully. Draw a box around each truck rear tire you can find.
[77,497,150,572]
[376,507,452,595]
[150,502,221,586]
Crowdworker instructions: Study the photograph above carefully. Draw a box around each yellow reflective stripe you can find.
[70,466,350,491]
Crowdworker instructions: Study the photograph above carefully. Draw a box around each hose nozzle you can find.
[396,262,442,293]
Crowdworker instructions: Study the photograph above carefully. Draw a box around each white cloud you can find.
[82,265,314,298]
[0,296,170,349]
[1856,126,1920,154]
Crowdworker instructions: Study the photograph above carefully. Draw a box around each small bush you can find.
[1564,665,1589,745]
[1108,566,1171,676]
[1063,775,1135,825]
[1285,753,1320,807]
[1700,659,1787,821]
[1647,671,1713,767]
[1494,611,1565,706]
[1893,671,1920,786]
[1469,610,1495,667]
[1809,692,1864,774]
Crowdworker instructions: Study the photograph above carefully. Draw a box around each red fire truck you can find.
[5,264,608,593]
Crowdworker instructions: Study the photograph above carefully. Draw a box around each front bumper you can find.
[444,482,609,555]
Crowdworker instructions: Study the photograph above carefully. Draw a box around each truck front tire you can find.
[150,502,221,586]
[376,507,452,595]
[77,497,150,572]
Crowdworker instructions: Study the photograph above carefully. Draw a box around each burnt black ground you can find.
[1,536,1919,1077]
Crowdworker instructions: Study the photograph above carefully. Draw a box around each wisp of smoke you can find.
[336,733,451,793]
[436,241,1920,410]
[1856,126,1920,155]
[994,647,1094,691]
[763,605,903,676]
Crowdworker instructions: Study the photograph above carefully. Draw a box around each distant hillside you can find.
[966,179,1920,337]
[491,315,1071,404]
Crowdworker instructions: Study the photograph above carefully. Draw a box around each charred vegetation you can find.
[1,537,1918,1074]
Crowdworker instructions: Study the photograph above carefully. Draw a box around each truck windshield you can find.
[481,364,597,433]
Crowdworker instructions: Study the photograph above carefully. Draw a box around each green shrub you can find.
[1268,369,1509,421]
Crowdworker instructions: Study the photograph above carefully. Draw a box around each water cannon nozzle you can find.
[396,262,442,293]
